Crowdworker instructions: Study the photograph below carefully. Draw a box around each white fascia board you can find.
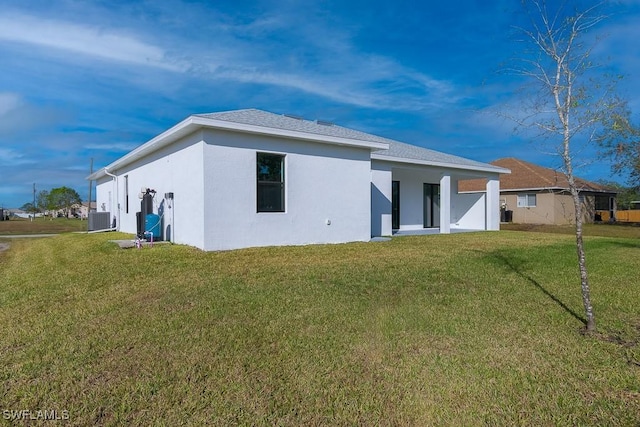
[371,153,511,175]
[87,116,389,181]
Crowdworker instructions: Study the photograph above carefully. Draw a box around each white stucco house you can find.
[88,109,509,251]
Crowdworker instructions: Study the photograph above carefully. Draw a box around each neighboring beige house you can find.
[68,202,96,219]
[459,158,617,225]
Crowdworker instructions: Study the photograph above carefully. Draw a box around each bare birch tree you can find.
[510,0,628,333]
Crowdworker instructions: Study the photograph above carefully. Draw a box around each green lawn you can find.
[1,231,639,425]
[502,222,640,239]
[0,217,87,235]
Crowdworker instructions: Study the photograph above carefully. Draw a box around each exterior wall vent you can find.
[283,114,304,120]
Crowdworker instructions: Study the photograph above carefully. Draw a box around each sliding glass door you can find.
[423,183,440,228]
[392,181,400,229]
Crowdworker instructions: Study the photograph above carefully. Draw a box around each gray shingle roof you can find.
[194,109,394,145]
[195,109,504,172]
[374,139,502,169]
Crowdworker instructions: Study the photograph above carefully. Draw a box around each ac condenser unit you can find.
[88,212,111,231]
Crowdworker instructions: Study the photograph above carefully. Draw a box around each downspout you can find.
[104,168,120,231]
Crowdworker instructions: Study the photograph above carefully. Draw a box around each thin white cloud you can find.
[0,8,458,112]
[84,142,140,151]
[0,147,33,165]
[0,13,186,72]
[205,50,458,111]
[0,93,21,116]
[156,5,460,111]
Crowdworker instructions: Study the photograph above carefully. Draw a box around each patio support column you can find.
[371,163,392,237]
[439,174,451,234]
[486,177,500,230]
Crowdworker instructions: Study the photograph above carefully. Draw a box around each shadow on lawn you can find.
[487,250,587,326]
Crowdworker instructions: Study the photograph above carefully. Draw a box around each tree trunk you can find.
[559,93,597,333]
[570,189,597,332]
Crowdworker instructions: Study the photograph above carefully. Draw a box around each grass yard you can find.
[502,222,640,239]
[0,217,87,235]
[1,231,639,425]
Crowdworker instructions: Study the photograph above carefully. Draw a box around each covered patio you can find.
[370,150,509,238]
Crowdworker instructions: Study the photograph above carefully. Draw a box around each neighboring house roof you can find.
[88,109,507,180]
[459,158,616,193]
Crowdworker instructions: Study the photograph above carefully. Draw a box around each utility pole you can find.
[88,157,94,218]
[32,183,36,221]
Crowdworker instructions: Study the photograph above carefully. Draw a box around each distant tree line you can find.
[21,186,82,218]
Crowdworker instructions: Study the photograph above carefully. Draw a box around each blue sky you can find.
[1,0,639,208]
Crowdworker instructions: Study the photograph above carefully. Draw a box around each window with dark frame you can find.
[257,152,285,212]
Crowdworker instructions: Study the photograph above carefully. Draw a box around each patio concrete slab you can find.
[110,240,170,249]
[370,237,392,242]
[392,228,477,236]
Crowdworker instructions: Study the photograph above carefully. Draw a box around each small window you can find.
[517,194,537,208]
[257,152,285,212]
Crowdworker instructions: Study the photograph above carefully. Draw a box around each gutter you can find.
[499,187,617,194]
[371,153,511,175]
[103,168,120,231]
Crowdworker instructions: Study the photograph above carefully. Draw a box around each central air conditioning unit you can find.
[88,211,111,231]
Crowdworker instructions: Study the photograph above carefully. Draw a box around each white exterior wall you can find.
[440,174,451,234]
[371,161,392,237]
[485,177,501,230]
[452,193,486,229]
[94,132,207,248]
[454,176,501,230]
[95,176,116,224]
[200,129,372,251]
[95,130,372,251]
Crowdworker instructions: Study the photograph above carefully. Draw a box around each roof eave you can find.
[87,116,202,180]
[372,153,511,175]
[499,186,617,194]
